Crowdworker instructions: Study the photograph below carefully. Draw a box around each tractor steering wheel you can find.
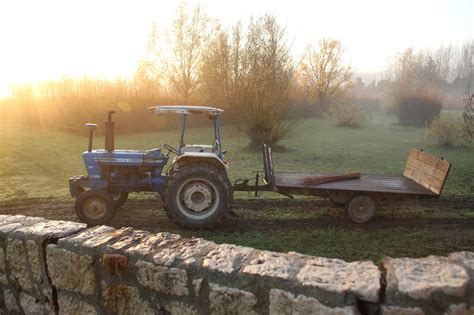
[163,143,178,156]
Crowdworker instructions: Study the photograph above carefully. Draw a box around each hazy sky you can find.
[0,0,472,97]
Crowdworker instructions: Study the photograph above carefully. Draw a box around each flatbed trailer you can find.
[233,145,452,223]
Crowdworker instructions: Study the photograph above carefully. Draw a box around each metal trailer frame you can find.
[233,144,452,223]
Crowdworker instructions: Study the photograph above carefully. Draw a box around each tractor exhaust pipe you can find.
[105,111,115,152]
[85,123,98,152]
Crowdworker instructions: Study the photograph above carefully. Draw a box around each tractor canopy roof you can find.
[148,105,223,116]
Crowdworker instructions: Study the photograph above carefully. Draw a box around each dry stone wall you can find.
[0,214,472,314]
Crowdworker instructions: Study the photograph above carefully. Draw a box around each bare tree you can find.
[143,4,210,103]
[201,15,294,149]
[433,44,455,82]
[200,24,233,108]
[164,3,210,103]
[463,93,474,143]
[456,41,474,93]
[134,25,165,105]
[298,39,353,115]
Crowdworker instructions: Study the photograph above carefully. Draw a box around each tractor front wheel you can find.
[75,190,115,226]
[164,163,231,228]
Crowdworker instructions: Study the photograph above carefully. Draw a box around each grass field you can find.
[0,112,473,261]
[1,112,473,200]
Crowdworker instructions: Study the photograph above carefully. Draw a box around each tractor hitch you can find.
[233,171,272,197]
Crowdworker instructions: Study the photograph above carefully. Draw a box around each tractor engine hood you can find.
[83,148,166,167]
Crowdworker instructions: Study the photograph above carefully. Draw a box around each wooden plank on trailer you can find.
[416,151,450,172]
[406,153,450,178]
[403,149,451,195]
[404,160,448,181]
[274,173,436,196]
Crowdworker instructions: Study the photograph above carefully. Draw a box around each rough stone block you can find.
[127,232,182,257]
[0,274,7,285]
[58,225,116,247]
[296,256,380,303]
[102,253,128,276]
[243,250,299,280]
[12,219,86,240]
[165,301,198,315]
[3,288,19,311]
[203,244,254,274]
[193,278,204,297]
[0,247,5,272]
[209,283,257,315]
[0,214,43,226]
[153,238,215,267]
[0,214,28,225]
[449,252,474,270]
[136,260,188,296]
[81,227,134,249]
[47,245,95,295]
[269,289,357,315]
[0,216,44,234]
[445,304,474,315]
[449,251,474,307]
[381,305,425,314]
[0,247,5,284]
[109,229,150,250]
[25,240,42,283]
[0,214,13,222]
[6,238,31,290]
[102,283,154,315]
[58,293,97,315]
[0,222,24,234]
[383,256,469,301]
[19,292,48,314]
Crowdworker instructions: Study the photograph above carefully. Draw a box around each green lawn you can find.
[1,112,472,201]
[1,113,473,261]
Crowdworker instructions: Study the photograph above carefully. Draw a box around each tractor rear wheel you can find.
[112,192,129,208]
[164,163,232,228]
[75,190,115,226]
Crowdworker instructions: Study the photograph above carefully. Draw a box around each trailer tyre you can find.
[164,163,231,228]
[346,195,375,224]
[75,190,115,226]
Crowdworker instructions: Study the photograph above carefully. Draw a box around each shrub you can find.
[329,102,368,127]
[463,93,474,144]
[246,117,294,151]
[398,94,442,127]
[201,15,294,150]
[429,114,464,147]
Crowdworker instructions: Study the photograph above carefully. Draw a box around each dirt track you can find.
[1,197,473,234]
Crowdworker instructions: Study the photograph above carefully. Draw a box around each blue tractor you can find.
[69,106,232,228]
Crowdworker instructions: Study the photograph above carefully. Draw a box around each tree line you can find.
[0,3,472,148]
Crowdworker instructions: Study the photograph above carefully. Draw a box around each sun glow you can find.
[0,0,471,97]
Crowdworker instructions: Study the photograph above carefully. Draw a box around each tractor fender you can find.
[172,153,229,172]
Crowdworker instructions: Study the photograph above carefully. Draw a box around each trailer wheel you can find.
[164,163,231,228]
[75,190,115,226]
[346,195,375,223]
[112,192,129,208]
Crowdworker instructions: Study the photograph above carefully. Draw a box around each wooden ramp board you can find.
[274,172,437,196]
[403,149,451,195]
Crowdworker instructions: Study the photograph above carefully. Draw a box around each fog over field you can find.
[0,0,471,96]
